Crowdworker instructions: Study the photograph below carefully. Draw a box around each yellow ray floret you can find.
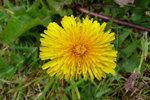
[40,15,117,81]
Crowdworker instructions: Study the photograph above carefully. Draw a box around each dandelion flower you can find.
[40,15,117,81]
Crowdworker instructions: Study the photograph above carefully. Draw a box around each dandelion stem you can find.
[91,4,118,8]
[76,6,150,32]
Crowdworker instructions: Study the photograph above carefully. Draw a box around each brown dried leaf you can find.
[15,0,20,3]
[125,73,139,92]
[113,0,135,6]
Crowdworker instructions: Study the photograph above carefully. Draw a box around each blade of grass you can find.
[71,80,81,100]
[117,79,127,100]
[38,77,55,100]
[71,87,76,100]
[64,79,84,92]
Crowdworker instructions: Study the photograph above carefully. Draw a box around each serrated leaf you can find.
[40,0,50,15]
[47,0,67,16]
[0,56,7,68]
[6,67,16,80]
[27,1,43,18]
[0,16,23,43]
[0,56,15,78]
[47,0,60,9]
[0,16,42,43]
[17,18,42,37]
[15,1,49,19]
[9,44,37,58]
[10,54,23,69]
[119,51,139,72]
[120,38,137,58]
[117,29,132,46]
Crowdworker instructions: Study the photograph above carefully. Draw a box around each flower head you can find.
[40,15,117,81]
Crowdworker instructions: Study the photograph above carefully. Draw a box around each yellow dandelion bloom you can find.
[40,15,117,81]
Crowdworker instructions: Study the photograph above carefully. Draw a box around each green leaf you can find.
[131,9,145,21]
[40,0,50,15]
[57,9,67,16]
[0,56,15,78]
[95,88,111,98]
[111,8,125,18]
[0,16,23,43]
[116,29,132,46]
[111,8,117,17]
[0,9,10,28]
[103,8,110,16]
[9,45,37,58]
[27,1,43,19]
[136,0,150,8]
[68,8,73,15]
[15,1,49,20]
[0,56,7,68]
[10,54,23,69]
[144,63,150,69]
[0,16,42,43]
[17,18,42,37]
[80,84,96,100]
[47,0,67,16]
[104,17,113,32]
[119,51,140,72]
[120,38,137,58]
[21,31,40,41]
[47,0,60,9]
[105,0,115,5]
[3,0,13,9]
[6,67,16,80]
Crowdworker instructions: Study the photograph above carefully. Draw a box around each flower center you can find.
[73,45,87,56]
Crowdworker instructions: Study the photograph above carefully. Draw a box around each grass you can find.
[0,0,150,100]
